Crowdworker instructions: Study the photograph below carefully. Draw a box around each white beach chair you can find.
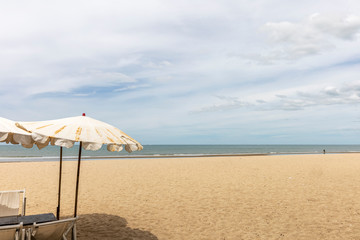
[27,217,77,240]
[0,222,23,240]
[0,189,26,217]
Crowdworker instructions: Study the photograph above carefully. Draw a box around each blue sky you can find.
[1,0,360,144]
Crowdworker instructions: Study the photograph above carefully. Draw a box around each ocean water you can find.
[0,144,360,162]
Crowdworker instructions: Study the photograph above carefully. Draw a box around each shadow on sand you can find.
[70,213,158,240]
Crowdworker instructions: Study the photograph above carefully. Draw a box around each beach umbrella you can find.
[16,114,143,219]
[0,117,34,148]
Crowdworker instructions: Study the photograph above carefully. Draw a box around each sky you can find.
[1,0,360,144]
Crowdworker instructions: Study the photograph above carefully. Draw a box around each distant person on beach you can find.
[323,149,325,154]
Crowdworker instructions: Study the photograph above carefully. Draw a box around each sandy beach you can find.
[2,153,360,239]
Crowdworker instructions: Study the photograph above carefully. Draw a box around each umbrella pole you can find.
[56,146,63,220]
[74,142,82,217]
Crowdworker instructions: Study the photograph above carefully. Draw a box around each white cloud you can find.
[114,84,150,92]
[256,13,360,63]
[192,96,250,113]
[310,13,360,40]
[193,81,360,113]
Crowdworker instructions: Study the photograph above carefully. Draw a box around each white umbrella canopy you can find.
[16,115,143,152]
[16,114,143,223]
[0,117,34,148]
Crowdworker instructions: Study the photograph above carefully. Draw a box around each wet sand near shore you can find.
[1,154,360,239]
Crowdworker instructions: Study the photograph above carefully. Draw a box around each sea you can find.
[0,144,360,163]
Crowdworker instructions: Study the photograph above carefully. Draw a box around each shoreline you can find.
[1,151,360,163]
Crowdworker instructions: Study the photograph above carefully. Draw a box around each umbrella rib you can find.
[106,136,115,143]
[54,125,67,135]
[95,128,102,138]
[75,127,82,141]
[105,128,125,143]
[36,124,54,130]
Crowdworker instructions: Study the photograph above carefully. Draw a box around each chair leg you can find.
[26,229,31,240]
[71,224,77,240]
[21,229,25,240]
